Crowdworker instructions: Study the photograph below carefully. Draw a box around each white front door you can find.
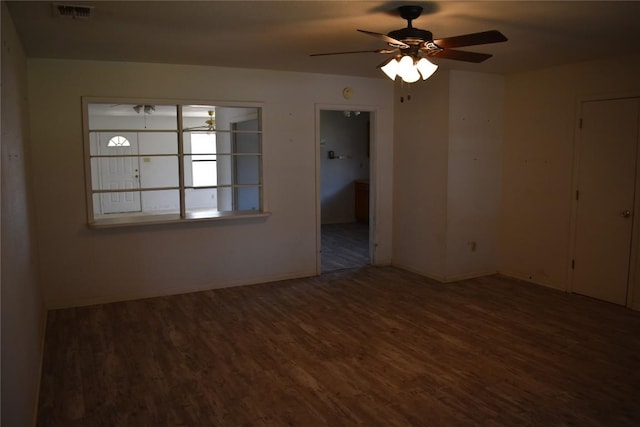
[573,98,640,305]
[97,132,141,214]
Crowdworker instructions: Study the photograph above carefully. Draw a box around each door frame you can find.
[569,93,640,308]
[315,104,378,275]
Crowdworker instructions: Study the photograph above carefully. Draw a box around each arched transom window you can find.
[107,135,130,147]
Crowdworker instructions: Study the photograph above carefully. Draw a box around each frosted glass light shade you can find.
[397,55,415,79]
[380,58,399,80]
[402,66,421,83]
[416,57,438,80]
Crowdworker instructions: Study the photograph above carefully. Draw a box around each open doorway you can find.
[319,109,371,272]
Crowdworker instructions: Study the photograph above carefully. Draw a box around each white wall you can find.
[393,71,450,279]
[392,70,504,281]
[500,54,640,308]
[446,71,503,279]
[1,4,47,425]
[27,59,394,308]
[320,110,370,224]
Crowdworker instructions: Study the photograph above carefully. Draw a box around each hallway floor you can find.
[321,222,369,273]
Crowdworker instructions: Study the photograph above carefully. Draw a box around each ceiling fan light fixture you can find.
[416,57,438,80]
[380,54,438,83]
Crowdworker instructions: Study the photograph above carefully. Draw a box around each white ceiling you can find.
[7,1,640,79]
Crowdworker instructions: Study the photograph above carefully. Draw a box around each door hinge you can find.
[571,259,575,270]
[576,190,580,200]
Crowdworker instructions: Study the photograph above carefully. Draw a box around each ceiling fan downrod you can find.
[398,5,424,28]
[388,5,433,45]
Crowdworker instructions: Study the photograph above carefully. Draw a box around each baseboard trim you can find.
[390,263,446,283]
[442,270,498,283]
[390,263,497,284]
[497,270,567,291]
[47,269,318,309]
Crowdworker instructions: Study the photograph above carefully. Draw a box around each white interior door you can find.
[573,97,640,305]
[97,132,141,214]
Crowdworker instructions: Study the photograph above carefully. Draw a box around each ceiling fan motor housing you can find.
[388,28,433,45]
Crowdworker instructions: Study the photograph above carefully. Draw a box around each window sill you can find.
[88,210,271,229]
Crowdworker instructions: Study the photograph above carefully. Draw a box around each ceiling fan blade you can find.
[431,49,493,63]
[433,30,507,49]
[310,48,397,57]
[357,29,409,48]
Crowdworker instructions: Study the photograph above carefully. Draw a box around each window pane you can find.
[235,155,261,185]
[216,187,233,212]
[235,186,261,211]
[182,105,260,131]
[90,157,140,191]
[92,191,141,215]
[139,156,179,189]
[90,156,179,190]
[88,103,177,130]
[185,188,217,212]
[187,132,216,155]
[93,190,180,217]
[89,132,139,156]
[191,160,217,187]
[138,132,178,155]
[215,154,233,186]
[141,190,180,213]
[213,155,264,186]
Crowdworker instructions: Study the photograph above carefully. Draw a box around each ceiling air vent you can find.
[53,4,94,19]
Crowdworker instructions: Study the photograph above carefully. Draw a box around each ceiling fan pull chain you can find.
[399,80,413,103]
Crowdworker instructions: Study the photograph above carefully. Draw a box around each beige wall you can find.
[446,71,503,279]
[392,70,504,281]
[1,3,47,425]
[392,71,450,278]
[500,54,640,308]
[27,59,394,308]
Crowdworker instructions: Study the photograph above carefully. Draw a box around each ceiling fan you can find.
[311,5,508,83]
[184,110,216,132]
[108,104,156,114]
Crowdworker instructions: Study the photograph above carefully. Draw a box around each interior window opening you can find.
[84,100,264,227]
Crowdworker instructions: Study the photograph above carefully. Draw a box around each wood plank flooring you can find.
[37,267,640,426]
[321,222,369,272]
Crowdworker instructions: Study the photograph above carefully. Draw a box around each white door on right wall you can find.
[573,97,640,305]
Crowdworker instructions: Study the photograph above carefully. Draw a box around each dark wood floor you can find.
[322,222,369,272]
[37,267,640,426]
